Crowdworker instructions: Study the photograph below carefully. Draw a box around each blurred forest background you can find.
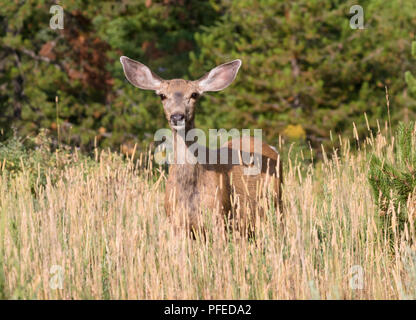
[1,0,416,155]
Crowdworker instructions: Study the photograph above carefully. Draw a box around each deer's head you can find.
[120,57,241,132]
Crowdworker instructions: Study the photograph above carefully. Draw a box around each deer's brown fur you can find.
[120,56,283,234]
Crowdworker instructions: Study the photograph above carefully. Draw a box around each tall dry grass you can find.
[1,126,416,299]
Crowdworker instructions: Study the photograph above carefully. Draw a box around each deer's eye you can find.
[190,92,199,99]
[158,94,167,100]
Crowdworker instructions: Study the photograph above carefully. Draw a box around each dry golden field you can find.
[1,125,416,299]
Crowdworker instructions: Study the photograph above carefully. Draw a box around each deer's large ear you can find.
[197,59,242,92]
[120,56,163,90]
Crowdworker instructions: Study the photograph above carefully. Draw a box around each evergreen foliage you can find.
[405,41,416,98]
[0,129,97,191]
[0,0,218,152]
[368,122,416,234]
[1,0,416,154]
[370,41,416,238]
[190,0,416,150]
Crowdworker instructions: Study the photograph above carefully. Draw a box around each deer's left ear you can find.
[120,56,163,90]
[196,59,242,92]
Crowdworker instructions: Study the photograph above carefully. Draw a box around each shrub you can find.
[368,122,416,236]
[0,129,97,191]
[405,41,416,97]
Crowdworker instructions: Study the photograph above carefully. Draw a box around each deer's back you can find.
[220,137,282,226]
[164,136,282,232]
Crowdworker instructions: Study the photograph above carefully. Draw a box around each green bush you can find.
[405,41,416,97]
[368,122,416,236]
[1,0,416,154]
[190,0,416,150]
[0,129,97,191]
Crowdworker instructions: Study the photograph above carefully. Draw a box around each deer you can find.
[120,56,282,236]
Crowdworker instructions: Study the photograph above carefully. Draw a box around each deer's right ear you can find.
[197,59,242,92]
[120,56,163,90]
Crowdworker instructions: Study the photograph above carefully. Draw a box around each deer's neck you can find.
[170,129,203,188]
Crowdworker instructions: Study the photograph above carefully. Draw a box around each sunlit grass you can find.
[0,125,416,299]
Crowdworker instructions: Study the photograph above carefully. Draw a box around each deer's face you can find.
[120,56,241,132]
[156,80,200,131]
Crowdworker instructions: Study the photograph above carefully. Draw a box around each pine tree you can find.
[189,0,416,152]
[405,41,416,98]
[368,122,416,236]
[0,0,218,152]
[1,0,416,155]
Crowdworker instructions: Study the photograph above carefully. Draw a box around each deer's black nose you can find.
[170,113,185,124]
